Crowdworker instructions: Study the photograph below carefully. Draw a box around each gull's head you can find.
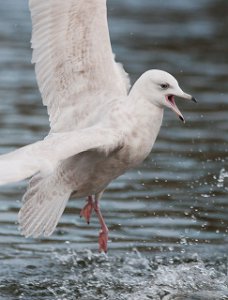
[134,69,197,122]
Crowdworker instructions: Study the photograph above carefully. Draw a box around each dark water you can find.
[0,0,227,299]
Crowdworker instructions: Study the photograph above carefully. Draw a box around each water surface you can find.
[0,1,227,299]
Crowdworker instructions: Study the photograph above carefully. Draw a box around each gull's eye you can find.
[160,83,169,89]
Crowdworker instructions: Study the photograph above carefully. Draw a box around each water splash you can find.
[1,250,226,300]
[217,168,228,189]
[49,251,228,300]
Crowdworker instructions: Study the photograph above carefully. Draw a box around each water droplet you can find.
[217,168,228,188]
[180,237,187,245]
[201,194,210,198]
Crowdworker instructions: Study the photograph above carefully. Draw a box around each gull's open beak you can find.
[165,89,197,123]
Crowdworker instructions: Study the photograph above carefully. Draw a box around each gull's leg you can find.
[94,191,109,253]
[80,195,94,224]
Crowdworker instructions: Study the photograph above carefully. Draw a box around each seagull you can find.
[0,0,196,252]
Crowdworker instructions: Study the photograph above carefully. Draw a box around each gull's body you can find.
[0,0,196,251]
[39,94,162,199]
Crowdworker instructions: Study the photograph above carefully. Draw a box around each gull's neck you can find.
[128,83,164,121]
[127,83,164,143]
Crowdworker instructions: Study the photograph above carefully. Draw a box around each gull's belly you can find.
[69,155,129,198]
[66,138,153,198]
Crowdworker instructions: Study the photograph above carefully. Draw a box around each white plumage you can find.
[30,0,130,131]
[0,0,194,248]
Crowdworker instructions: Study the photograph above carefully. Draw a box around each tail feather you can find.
[18,176,71,237]
[27,174,43,191]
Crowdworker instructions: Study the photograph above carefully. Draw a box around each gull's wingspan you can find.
[0,127,124,186]
[30,0,130,130]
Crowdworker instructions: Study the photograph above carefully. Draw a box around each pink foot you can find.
[80,196,93,224]
[93,197,109,253]
[98,227,109,253]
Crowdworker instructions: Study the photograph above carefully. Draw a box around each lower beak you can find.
[165,92,197,123]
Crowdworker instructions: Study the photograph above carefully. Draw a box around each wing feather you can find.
[29,0,130,130]
[0,127,124,186]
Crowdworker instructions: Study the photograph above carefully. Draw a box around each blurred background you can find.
[0,1,227,299]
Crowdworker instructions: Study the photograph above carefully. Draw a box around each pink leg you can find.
[80,195,94,224]
[94,192,109,253]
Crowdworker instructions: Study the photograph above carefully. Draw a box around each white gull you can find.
[0,0,196,252]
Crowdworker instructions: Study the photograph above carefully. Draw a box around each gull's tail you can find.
[18,174,71,237]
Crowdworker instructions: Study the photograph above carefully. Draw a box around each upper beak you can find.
[166,88,197,123]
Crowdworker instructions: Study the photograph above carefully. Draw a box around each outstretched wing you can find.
[30,0,130,130]
[0,126,124,186]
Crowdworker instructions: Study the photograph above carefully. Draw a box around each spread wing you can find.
[0,126,124,186]
[30,0,130,131]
